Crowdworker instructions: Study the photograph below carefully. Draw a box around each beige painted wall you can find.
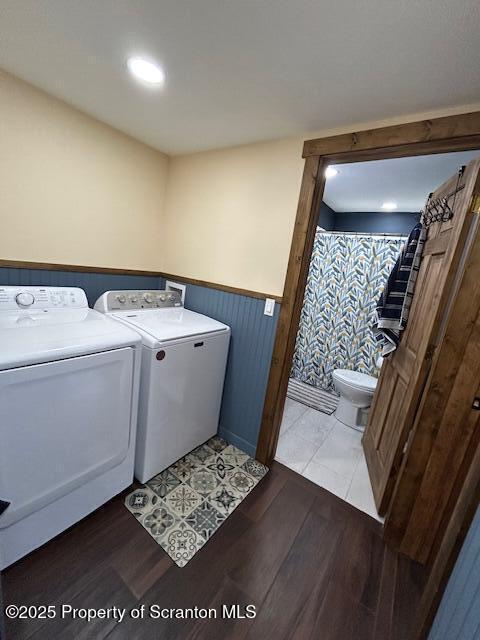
[163,103,480,297]
[0,70,169,271]
[2,69,479,294]
[162,136,305,296]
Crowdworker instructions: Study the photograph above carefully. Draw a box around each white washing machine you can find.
[0,286,141,569]
[95,290,230,482]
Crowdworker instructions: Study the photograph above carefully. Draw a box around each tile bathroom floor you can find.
[275,398,382,521]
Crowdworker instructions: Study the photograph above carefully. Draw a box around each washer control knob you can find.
[129,296,138,304]
[167,294,175,301]
[143,293,154,303]
[159,294,166,302]
[15,292,35,307]
[116,294,126,304]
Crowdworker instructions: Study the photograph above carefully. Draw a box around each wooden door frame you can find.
[256,111,480,466]
[414,428,480,639]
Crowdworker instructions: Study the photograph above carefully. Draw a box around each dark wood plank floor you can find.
[1,462,425,640]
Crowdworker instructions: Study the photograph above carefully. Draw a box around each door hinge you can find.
[472,397,480,410]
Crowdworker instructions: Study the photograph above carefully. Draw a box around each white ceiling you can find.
[0,1,480,154]
[323,150,480,212]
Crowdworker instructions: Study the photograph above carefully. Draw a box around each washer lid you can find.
[0,308,140,370]
[111,307,229,344]
[334,369,377,391]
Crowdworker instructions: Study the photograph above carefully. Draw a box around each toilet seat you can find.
[333,369,377,392]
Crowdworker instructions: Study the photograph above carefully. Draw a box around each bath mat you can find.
[287,378,338,415]
[125,437,268,567]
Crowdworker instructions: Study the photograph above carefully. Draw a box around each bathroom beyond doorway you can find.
[276,150,478,520]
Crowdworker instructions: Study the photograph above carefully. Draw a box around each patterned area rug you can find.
[125,436,268,567]
[287,377,339,415]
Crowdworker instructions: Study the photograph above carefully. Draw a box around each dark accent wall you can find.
[333,211,420,235]
[317,201,420,235]
[318,201,336,230]
[0,267,278,457]
[429,506,480,639]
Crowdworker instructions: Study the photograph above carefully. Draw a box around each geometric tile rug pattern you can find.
[125,436,268,567]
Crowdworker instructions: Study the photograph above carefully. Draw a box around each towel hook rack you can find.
[420,166,465,228]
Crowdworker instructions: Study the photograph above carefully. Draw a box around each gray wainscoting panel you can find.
[0,267,159,306]
[183,283,279,457]
[429,506,480,640]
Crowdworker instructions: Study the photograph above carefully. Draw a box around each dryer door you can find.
[0,347,134,528]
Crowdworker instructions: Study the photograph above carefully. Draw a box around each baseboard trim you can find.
[217,425,257,458]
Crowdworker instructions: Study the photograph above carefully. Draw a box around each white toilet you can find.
[332,369,378,432]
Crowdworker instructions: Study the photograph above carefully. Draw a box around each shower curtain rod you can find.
[318,229,408,239]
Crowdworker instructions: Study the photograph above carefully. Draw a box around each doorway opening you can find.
[255,112,480,638]
[274,150,479,520]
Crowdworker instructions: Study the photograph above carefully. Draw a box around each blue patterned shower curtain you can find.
[291,229,405,393]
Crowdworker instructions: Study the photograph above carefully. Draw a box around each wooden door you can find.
[385,198,480,563]
[363,157,480,515]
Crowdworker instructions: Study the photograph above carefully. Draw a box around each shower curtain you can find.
[291,229,405,393]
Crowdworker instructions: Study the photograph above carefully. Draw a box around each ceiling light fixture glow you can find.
[127,57,165,85]
[325,166,338,178]
[381,201,398,211]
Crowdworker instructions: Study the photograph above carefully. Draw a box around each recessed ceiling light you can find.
[127,57,165,86]
[325,166,338,178]
[381,202,398,211]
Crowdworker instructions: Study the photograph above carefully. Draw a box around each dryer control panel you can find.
[94,290,183,312]
[0,286,88,310]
